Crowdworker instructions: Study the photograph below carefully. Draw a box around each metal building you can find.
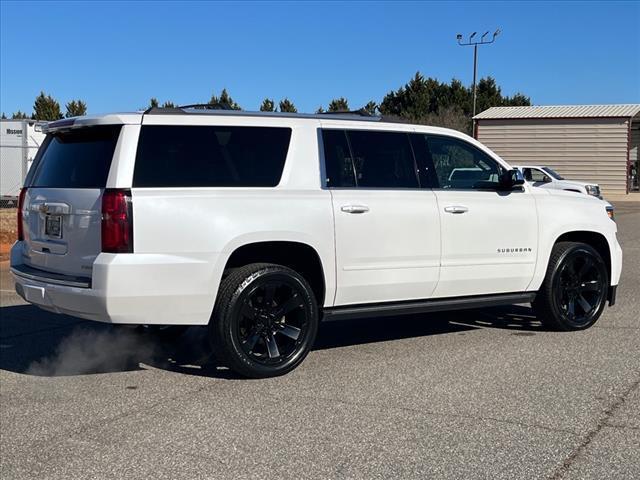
[473,105,640,196]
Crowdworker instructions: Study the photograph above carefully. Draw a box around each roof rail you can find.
[179,103,237,110]
[320,108,377,118]
[143,103,239,115]
[144,106,185,114]
[142,107,385,122]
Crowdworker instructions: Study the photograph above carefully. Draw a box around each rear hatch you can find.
[19,125,122,279]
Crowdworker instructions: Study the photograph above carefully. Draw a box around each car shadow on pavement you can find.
[446,304,544,332]
[0,303,544,379]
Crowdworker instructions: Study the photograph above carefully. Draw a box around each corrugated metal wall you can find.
[476,118,630,195]
[631,125,640,192]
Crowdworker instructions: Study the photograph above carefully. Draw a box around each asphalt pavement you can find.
[1,203,638,479]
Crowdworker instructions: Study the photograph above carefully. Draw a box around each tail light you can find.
[101,189,133,253]
[17,188,27,241]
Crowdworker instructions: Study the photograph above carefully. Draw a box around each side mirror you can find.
[499,168,525,190]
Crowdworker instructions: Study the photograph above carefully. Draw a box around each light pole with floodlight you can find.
[457,29,501,117]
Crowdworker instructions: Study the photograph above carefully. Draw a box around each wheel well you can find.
[555,231,611,280]
[224,241,326,305]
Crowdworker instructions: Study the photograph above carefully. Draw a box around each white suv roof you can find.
[44,107,467,139]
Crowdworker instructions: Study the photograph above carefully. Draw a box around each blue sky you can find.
[1,1,639,116]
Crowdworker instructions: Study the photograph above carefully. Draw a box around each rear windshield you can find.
[133,125,292,188]
[28,126,122,188]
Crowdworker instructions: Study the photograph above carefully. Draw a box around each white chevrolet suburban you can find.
[11,107,622,378]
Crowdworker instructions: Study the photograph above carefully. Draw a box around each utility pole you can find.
[457,29,501,117]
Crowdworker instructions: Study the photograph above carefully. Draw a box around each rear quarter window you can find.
[28,126,122,188]
[133,126,292,188]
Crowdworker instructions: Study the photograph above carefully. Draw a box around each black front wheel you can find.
[210,263,319,378]
[533,242,608,330]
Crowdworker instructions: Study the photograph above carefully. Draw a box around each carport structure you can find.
[473,104,640,197]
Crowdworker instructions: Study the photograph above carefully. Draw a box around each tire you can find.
[209,263,319,378]
[533,242,608,331]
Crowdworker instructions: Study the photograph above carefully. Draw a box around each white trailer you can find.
[1,119,47,206]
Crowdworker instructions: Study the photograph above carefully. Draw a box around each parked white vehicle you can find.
[515,165,602,198]
[11,108,622,377]
[0,119,47,205]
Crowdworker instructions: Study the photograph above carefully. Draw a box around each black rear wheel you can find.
[210,263,318,378]
[533,242,608,330]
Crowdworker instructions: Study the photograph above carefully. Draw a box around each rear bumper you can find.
[11,263,91,288]
[10,242,221,325]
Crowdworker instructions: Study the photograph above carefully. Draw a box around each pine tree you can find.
[162,101,176,108]
[149,98,159,108]
[209,89,241,110]
[362,101,377,115]
[378,71,531,134]
[328,97,349,112]
[278,98,297,113]
[1,112,6,119]
[502,92,531,107]
[260,98,275,112]
[65,100,87,118]
[11,111,29,119]
[33,92,63,121]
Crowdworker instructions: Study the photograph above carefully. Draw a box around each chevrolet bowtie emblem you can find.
[39,204,49,214]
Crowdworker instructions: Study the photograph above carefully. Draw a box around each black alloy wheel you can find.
[534,242,608,330]
[554,250,606,327]
[236,281,309,365]
[210,263,318,378]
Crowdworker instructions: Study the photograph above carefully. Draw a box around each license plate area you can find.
[45,215,62,238]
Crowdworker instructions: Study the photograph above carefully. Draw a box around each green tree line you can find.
[2,74,530,134]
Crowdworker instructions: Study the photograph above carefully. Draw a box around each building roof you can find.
[473,104,640,120]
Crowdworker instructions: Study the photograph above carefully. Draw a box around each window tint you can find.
[29,126,122,188]
[346,130,418,188]
[133,126,292,188]
[426,135,504,190]
[409,133,440,188]
[322,130,355,187]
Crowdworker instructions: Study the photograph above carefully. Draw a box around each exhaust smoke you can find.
[27,326,159,376]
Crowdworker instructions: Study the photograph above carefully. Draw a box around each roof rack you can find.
[178,103,237,110]
[143,103,237,114]
[319,108,376,117]
[142,106,384,122]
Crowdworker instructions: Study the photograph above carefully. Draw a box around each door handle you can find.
[341,204,370,214]
[444,205,469,214]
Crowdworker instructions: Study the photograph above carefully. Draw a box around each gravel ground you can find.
[1,203,638,479]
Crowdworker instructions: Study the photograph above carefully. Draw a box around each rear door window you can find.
[347,130,419,188]
[321,129,419,189]
[133,126,292,187]
[28,126,122,188]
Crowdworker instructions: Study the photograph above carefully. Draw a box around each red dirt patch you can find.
[0,209,17,260]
